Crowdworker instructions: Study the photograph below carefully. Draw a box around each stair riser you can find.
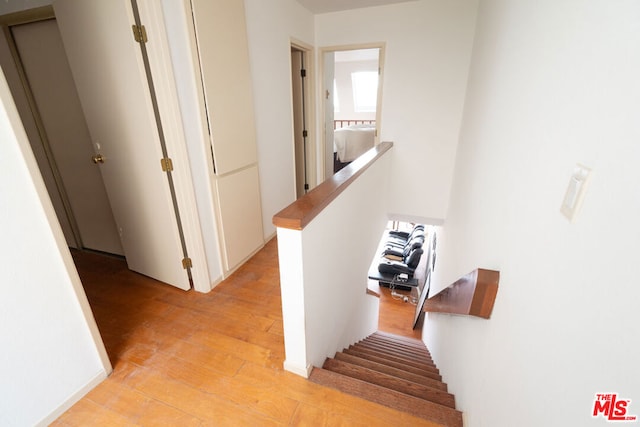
[354,344,435,368]
[364,339,433,358]
[364,339,434,359]
[334,352,447,391]
[372,332,429,348]
[343,349,442,381]
[367,335,431,353]
[350,345,438,372]
[358,341,435,363]
[324,359,455,408]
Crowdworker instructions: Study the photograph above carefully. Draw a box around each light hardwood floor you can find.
[52,238,436,426]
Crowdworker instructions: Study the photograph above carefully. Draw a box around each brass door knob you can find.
[92,154,105,164]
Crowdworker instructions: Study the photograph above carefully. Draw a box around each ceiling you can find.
[296,0,417,14]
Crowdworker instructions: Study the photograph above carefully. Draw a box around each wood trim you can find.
[423,268,499,319]
[273,141,393,230]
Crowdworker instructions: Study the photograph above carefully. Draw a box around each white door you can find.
[12,19,124,255]
[53,0,190,290]
[191,0,258,175]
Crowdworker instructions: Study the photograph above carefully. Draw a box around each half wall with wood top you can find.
[273,142,393,376]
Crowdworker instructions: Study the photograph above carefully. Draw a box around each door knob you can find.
[92,154,105,164]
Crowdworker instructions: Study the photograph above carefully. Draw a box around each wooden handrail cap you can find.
[273,141,393,230]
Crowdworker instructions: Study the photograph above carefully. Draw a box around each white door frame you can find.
[290,39,317,195]
[132,0,212,292]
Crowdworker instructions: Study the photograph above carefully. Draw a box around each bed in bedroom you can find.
[333,120,376,172]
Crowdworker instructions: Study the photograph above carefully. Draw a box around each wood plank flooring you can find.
[377,284,423,340]
[53,238,435,426]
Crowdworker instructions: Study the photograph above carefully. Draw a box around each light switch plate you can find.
[561,163,591,222]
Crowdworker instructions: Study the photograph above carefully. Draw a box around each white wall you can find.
[425,1,640,426]
[315,0,478,222]
[0,71,107,426]
[244,0,315,238]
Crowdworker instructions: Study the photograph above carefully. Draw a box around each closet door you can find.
[216,167,264,269]
[191,0,264,272]
[191,0,257,175]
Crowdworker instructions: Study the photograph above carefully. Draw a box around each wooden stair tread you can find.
[370,332,428,347]
[356,341,435,363]
[365,335,434,356]
[310,367,462,427]
[343,348,442,381]
[323,358,455,407]
[353,344,435,368]
[365,332,429,346]
[350,345,439,372]
[334,352,447,391]
[373,331,427,347]
[310,331,459,425]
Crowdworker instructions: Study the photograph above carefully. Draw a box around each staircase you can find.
[309,331,462,427]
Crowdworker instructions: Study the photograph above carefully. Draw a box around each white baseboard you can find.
[283,360,313,378]
[35,369,108,427]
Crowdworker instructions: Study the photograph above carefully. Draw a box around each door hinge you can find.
[182,257,193,269]
[132,24,148,44]
[304,184,309,191]
[300,68,306,78]
[160,157,174,172]
[302,130,308,138]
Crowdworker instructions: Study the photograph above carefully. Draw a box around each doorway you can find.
[0,2,193,370]
[2,0,215,295]
[321,45,385,179]
[0,13,123,256]
[290,41,315,198]
[53,0,195,290]
[0,2,221,385]
[0,1,198,291]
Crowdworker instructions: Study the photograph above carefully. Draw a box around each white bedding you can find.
[334,124,375,162]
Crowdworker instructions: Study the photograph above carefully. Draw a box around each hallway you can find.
[53,239,435,426]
